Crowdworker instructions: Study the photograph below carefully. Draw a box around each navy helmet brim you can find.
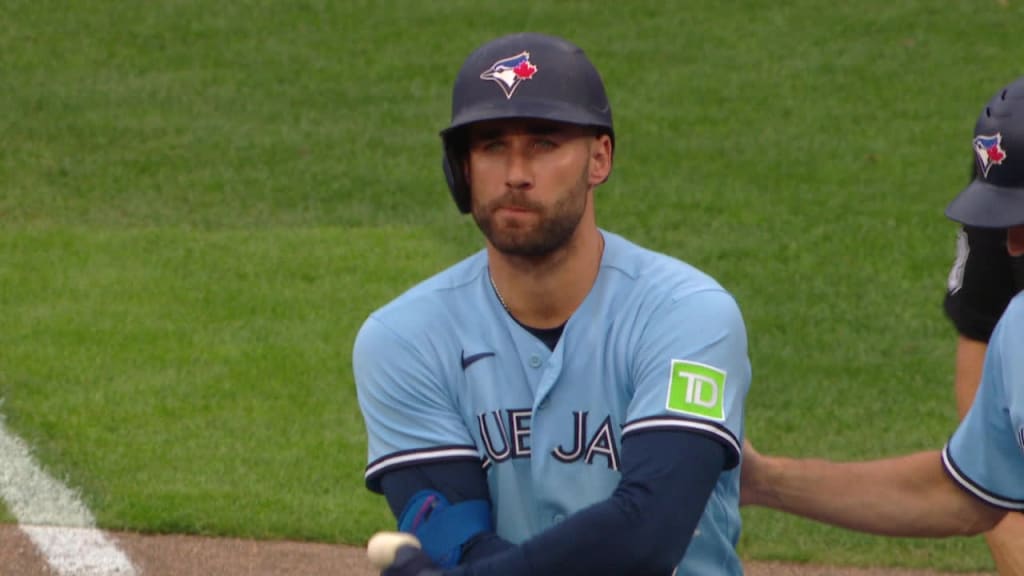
[945,178,1024,228]
[440,97,613,139]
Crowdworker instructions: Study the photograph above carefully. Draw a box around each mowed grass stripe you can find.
[2,1,1017,230]
[0,226,471,541]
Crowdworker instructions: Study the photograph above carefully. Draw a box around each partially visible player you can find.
[945,205,1024,574]
[741,77,1024,557]
[353,33,752,575]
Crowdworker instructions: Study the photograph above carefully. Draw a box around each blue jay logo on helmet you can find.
[973,133,1007,178]
[479,51,538,99]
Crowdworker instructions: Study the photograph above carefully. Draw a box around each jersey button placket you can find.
[528,354,543,368]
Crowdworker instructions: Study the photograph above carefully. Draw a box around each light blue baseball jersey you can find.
[943,291,1024,510]
[354,230,751,574]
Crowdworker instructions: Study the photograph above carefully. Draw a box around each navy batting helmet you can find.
[440,33,614,214]
[946,77,1024,228]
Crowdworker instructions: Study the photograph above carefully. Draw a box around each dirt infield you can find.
[0,525,996,576]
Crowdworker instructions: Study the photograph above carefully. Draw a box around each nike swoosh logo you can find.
[461,351,495,370]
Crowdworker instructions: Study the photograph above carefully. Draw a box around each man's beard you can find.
[471,168,589,259]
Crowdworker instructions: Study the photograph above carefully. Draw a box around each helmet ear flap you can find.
[443,144,471,214]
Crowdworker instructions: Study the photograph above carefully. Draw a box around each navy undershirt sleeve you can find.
[380,460,492,518]
[380,430,726,575]
[380,461,515,561]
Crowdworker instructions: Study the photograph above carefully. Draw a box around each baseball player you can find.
[740,77,1024,556]
[353,33,752,575]
[945,163,1024,572]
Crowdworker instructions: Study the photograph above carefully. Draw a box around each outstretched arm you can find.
[740,440,1006,537]
[952,335,1024,575]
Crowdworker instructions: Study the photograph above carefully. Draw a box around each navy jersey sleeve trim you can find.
[622,415,740,468]
[941,444,1024,511]
[365,446,483,492]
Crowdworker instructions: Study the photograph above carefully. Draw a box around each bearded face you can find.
[465,119,601,259]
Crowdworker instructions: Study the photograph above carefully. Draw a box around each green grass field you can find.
[3,0,1022,571]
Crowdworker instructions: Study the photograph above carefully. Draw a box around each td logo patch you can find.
[666,360,726,421]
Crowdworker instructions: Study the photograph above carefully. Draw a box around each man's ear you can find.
[589,133,613,185]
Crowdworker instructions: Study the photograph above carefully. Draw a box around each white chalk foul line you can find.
[21,526,136,576]
[0,418,137,575]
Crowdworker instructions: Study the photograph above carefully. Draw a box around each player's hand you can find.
[381,545,443,576]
